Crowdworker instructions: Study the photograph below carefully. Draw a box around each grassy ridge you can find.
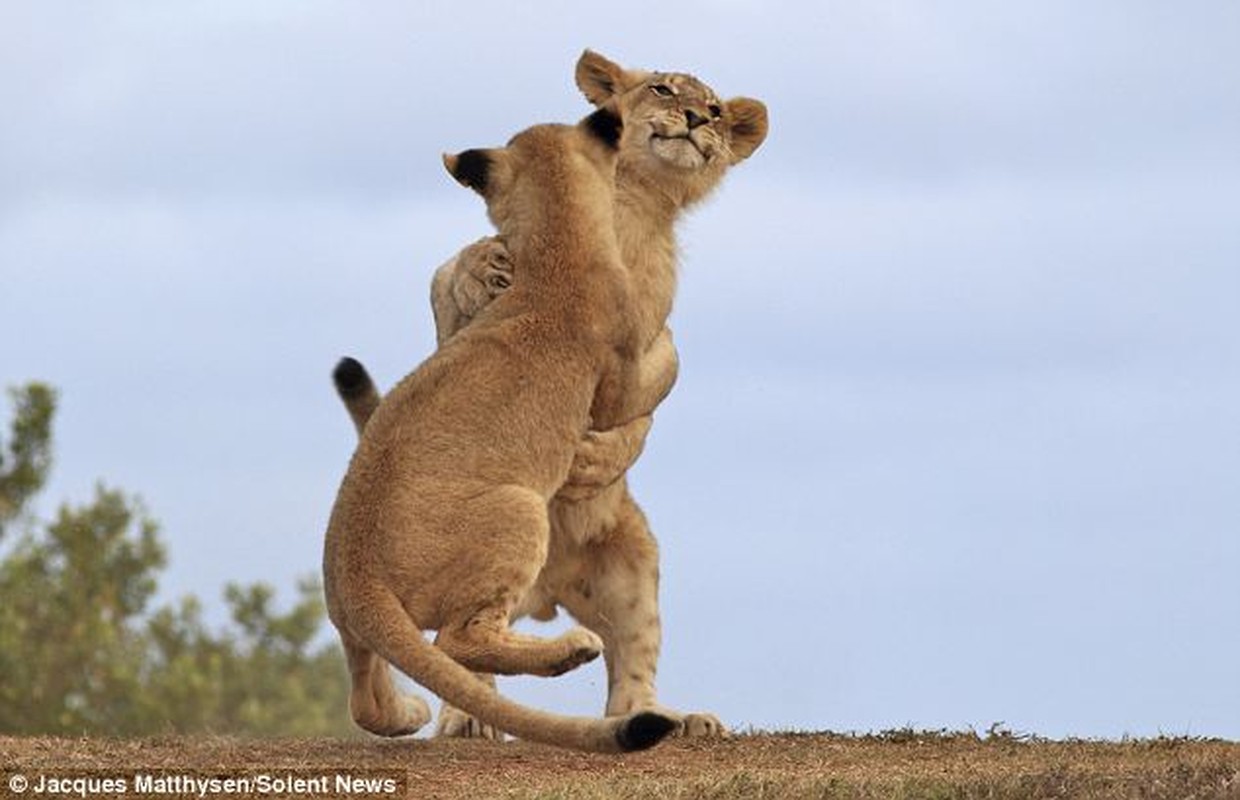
[512,730,1240,800]
[3,730,1238,799]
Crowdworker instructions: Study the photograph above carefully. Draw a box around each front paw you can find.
[568,430,625,485]
[432,237,516,343]
[559,416,653,501]
[453,237,513,311]
[556,436,620,501]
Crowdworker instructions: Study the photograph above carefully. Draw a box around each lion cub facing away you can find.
[322,109,678,754]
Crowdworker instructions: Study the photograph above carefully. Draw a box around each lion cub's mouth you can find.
[650,133,709,168]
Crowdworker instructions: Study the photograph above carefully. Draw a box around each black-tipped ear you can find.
[443,149,492,195]
[583,107,623,149]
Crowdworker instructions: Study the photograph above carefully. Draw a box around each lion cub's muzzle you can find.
[648,119,718,168]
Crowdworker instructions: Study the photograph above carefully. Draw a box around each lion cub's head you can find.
[443,108,624,254]
[574,50,768,208]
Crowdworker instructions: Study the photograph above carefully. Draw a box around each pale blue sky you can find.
[2,1,1238,738]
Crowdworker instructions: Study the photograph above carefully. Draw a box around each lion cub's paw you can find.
[631,705,728,738]
[548,626,605,676]
[679,711,729,738]
[455,237,513,311]
[436,704,504,740]
[559,416,653,501]
[390,694,433,736]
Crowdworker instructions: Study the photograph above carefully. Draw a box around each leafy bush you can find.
[0,383,351,736]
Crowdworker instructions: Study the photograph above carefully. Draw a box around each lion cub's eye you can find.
[650,84,675,97]
[708,104,723,119]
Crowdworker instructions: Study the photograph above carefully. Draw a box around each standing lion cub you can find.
[321,107,680,753]
[334,51,768,740]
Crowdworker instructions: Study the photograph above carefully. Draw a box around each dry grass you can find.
[2,730,1238,799]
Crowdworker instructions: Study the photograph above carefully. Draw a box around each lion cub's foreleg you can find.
[558,416,652,500]
[627,326,679,417]
[560,328,678,499]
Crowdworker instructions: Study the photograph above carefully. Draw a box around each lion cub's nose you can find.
[684,108,709,130]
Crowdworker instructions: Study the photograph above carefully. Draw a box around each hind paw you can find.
[547,627,604,676]
[398,695,434,735]
[623,705,728,738]
[679,711,729,738]
[355,693,432,737]
[436,704,503,740]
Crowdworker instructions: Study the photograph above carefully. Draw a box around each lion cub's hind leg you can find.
[557,492,729,739]
[433,485,605,678]
[435,604,604,678]
[342,636,433,737]
[434,588,561,741]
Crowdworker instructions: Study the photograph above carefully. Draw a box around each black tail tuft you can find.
[333,357,373,399]
[614,711,677,752]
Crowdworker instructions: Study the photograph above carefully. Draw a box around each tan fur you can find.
[334,51,768,739]
[323,113,680,753]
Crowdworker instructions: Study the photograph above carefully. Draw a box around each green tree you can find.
[0,383,55,540]
[0,383,352,736]
[0,483,163,733]
[142,580,351,735]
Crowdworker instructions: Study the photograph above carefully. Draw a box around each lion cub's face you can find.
[628,73,746,171]
[575,50,768,206]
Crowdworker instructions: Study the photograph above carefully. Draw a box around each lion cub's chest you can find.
[616,206,677,346]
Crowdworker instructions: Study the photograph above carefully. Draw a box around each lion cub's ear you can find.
[724,98,769,164]
[575,49,644,106]
[443,148,501,196]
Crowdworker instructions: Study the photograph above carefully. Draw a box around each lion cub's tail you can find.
[333,357,382,435]
[351,585,675,753]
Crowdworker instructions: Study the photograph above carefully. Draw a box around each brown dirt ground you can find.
[3,731,1239,799]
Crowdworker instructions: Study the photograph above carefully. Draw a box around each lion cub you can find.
[321,108,678,754]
